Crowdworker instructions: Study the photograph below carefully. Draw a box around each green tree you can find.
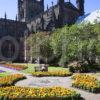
[40,39,53,64]
[26,32,51,63]
[50,23,99,66]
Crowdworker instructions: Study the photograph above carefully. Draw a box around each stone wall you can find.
[27,2,79,33]
[0,18,27,62]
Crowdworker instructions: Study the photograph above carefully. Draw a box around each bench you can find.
[34,64,48,72]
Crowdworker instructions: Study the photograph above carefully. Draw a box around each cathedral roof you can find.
[26,1,79,23]
[0,18,26,24]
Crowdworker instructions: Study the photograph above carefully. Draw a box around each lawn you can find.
[49,66,67,71]
[13,63,68,74]
[0,72,10,77]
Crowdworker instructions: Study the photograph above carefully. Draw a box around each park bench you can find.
[34,64,48,72]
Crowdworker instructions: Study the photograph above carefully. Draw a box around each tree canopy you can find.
[26,23,100,67]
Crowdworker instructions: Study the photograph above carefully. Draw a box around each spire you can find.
[4,12,7,19]
[16,14,18,21]
[47,4,49,10]
[41,15,44,30]
[52,1,54,6]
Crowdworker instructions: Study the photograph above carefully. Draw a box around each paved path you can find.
[15,76,100,100]
[0,65,100,100]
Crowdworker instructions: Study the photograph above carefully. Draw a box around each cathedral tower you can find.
[57,0,64,4]
[76,0,84,16]
[18,0,44,22]
[57,0,65,27]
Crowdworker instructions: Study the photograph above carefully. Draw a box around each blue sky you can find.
[0,0,100,19]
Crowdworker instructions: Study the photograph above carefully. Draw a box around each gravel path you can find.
[0,65,100,100]
[15,76,100,100]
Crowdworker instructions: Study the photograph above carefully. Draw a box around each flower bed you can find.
[32,70,72,77]
[0,74,26,86]
[0,70,5,73]
[72,74,100,93]
[0,86,81,100]
[1,64,27,71]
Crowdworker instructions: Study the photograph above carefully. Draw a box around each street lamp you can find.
[24,29,28,63]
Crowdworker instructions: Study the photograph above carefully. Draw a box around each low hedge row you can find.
[0,74,26,86]
[0,86,81,100]
[32,70,72,77]
[72,74,100,93]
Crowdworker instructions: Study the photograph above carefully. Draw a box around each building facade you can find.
[18,0,84,32]
[0,0,84,62]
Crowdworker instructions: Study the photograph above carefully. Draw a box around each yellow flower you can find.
[0,86,80,99]
[72,74,100,92]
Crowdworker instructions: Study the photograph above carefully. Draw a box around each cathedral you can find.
[0,0,84,62]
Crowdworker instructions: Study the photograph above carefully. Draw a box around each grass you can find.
[11,63,35,74]
[22,65,68,74]
[1,63,68,75]
[96,73,100,76]
[0,72,10,77]
[21,64,35,73]
[92,72,100,77]
[13,63,68,74]
[49,66,67,71]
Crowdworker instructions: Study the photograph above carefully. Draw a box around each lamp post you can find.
[24,30,28,63]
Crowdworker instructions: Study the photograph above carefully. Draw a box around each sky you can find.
[0,0,100,19]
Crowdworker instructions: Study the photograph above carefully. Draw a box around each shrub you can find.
[69,66,89,73]
[32,70,72,77]
[72,74,100,93]
[0,86,81,100]
[0,74,26,86]
[68,62,89,73]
